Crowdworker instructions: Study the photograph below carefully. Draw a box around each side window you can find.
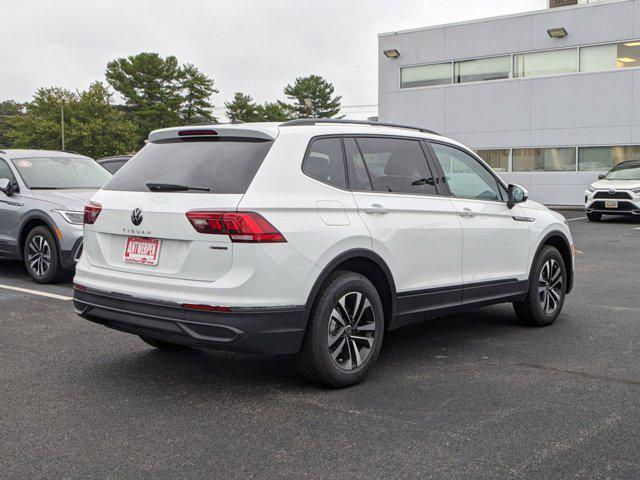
[302,137,347,189]
[344,138,372,191]
[0,159,15,182]
[354,137,437,195]
[430,143,503,201]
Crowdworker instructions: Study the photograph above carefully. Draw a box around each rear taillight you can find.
[83,203,102,225]
[185,211,286,243]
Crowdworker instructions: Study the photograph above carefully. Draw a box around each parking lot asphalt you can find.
[1,211,639,479]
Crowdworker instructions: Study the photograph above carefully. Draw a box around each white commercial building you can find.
[378,0,640,205]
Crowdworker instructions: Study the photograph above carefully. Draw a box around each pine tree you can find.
[281,75,341,118]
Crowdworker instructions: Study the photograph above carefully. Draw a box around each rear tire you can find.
[23,226,63,284]
[296,271,384,388]
[587,212,602,221]
[513,246,567,327]
[139,336,191,351]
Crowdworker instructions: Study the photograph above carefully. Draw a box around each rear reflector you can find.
[185,211,286,243]
[182,303,231,313]
[73,284,86,291]
[83,203,102,224]
[178,129,218,136]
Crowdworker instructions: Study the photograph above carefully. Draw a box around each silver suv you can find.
[0,149,111,283]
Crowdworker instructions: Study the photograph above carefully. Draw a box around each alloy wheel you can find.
[538,258,563,315]
[27,235,51,277]
[328,291,376,371]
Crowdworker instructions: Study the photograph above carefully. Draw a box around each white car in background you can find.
[73,119,574,387]
[585,160,640,221]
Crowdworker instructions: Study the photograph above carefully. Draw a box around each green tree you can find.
[180,63,218,124]
[5,83,138,158]
[106,52,184,140]
[259,101,289,122]
[281,75,341,118]
[224,92,262,122]
[0,100,26,147]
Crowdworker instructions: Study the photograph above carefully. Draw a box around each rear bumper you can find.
[73,288,306,355]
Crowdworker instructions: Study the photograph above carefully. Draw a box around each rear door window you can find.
[344,137,372,191]
[104,138,273,193]
[302,137,347,189]
[354,137,437,195]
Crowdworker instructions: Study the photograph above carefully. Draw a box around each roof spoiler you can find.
[148,125,276,142]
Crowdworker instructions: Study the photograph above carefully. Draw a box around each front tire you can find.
[587,212,602,221]
[296,271,384,388]
[23,226,63,284]
[513,246,567,327]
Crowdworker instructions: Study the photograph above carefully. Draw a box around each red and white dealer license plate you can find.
[124,236,161,265]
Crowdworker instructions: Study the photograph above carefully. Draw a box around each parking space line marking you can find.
[566,217,587,222]
[0,283,72,301]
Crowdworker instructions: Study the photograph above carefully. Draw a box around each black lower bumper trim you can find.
[74,289,306,355]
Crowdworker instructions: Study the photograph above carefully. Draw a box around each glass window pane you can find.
[475,149,510,172]
[104,140,273,194]
[355,138,437,195]
[0,159,15,181]
[454,56,511,83]
[580,41,640,72]
[514,48,577,78]
[431,143,502,201]
[344,137,372,191]
[302,138,347,189]
[401,63,452,88]
[512,148,576,172]
[578,146,640,171]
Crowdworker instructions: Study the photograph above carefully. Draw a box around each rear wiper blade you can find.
[145,182,210,192]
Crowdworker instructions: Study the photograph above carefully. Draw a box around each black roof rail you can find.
[280,118,440,136]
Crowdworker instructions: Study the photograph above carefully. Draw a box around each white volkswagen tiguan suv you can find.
[74,120,574,387]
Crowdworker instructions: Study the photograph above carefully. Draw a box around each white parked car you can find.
[584,160,640,221]
[73,120,574,387]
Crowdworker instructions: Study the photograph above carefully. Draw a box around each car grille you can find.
[594,191,632,200]
[590,201,638,211]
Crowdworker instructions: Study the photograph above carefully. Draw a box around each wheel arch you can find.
[534,231,574,294]
[18,212,61,261]
[303,249,397,329]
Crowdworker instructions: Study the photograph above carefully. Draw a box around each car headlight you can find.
[54,210,84,225]
[586,186,596,193]
[631,187,640,194]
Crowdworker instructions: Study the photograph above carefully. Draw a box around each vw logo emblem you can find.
[608,189,616,195]
[131,208,143,226]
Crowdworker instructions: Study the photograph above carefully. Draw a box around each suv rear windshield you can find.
[103,138,273,194]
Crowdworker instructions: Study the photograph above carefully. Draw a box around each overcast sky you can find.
[1,0,545,117]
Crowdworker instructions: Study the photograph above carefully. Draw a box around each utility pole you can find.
[60,104,65,150]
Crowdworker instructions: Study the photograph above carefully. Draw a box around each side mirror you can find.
[507,184,528,209]
[0,178,12,197]
[598,174,605,180]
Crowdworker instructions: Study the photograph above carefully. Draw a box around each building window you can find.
[513,48,577,78]
[475,149,510,172]
[512,148,576,172]
[578,146,640,171]
[580,41,640,72]
[400,63,452,88]
[454,56,511,83]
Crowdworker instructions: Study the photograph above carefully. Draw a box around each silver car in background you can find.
[0,149,111,283]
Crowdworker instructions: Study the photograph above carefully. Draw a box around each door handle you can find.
[364,203,388,215]
[458,207,476,218]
